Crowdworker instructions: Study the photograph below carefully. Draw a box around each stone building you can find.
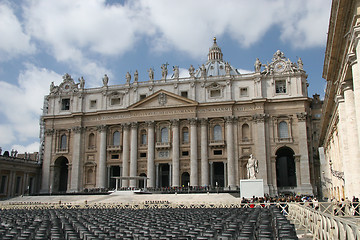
[40,39,314,196]
[320,0,360,200]
[0,151,41,199]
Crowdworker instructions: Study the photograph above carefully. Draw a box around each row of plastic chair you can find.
[0,206,298,239]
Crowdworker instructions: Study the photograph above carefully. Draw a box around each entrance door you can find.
[54,157,69,192]
[159,164,170,187]
[181,172,190,187]
[213,162,225,187]
[276,147,296,188]
[109,166,120,189]
[139,173,147,189]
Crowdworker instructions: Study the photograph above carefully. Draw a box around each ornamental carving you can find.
[252,113,268,123]
[72,126,83,134]
[131,122,138,129]
[96,125,107,132]
[189,118,198,125]
[171,119,179,127]
[296,112,307,121]
[45,129,55,136]
[200,118,208,126]
[158,92,167,106]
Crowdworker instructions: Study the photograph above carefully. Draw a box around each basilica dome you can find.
[195,37,240,77]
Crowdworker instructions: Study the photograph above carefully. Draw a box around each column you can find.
[129,122,138,188]
[342,80,360,197]
[296,113,312,194]
[122,124,130,187]
[271,157,277,195]
[171,119,180,187]
[200,118,209,186]
[169,163,172,186]
[335,95,350,197]
[350,40,360,147]
[224,161,228,188]
[40,129,54,193]
[97,125,107,189]
[70,126,82,192]
[155,163,159,188]
[225,117,236,189]
[147,121,155,188]
[253,114,269,193]
[190,118,198,186]
[209,162,214,187]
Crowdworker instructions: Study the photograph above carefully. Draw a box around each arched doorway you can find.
[139,173,147,189]
[276,147,296,188]
[54,157,69,192]
[181,172,190,187]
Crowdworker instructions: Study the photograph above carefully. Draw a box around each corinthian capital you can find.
[296,112,307,121]
[45,129,54,136]
[189,118,198,125]
[252,113,268,123]
[97,125,107,132]
[72,126,83,134]
[171,119,179,127]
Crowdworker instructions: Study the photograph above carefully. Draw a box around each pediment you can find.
[129,90,198,109]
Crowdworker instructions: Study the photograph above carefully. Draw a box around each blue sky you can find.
[0,0,331,153]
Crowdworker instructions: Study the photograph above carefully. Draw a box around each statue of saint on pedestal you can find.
[247,154,258,179]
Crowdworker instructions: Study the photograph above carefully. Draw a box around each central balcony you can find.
[107,145,122,152]
[156,142,171,149]
[209,140,226,148]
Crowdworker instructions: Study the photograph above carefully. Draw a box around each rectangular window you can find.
[275,80,286,94]
[213,150,223,155]
[61,99,70,110]
[111,154,119,159]
[182,151,189,156]
[181,91,188,98]
[210,89,221,98]
[140,152,147,158]
[0,176,7,194]
[90,100,97,108]
[140,94,146,100]
[240,87,248,97]
[111,98,121,105]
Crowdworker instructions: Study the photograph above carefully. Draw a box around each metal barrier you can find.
[287,203,360,240]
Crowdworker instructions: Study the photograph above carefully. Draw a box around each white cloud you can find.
[0,64,61,150]
[0,2,35,60]
[21,0,330,64]
[12,141,40,154]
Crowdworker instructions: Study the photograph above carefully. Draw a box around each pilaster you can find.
[190,118,198,186]
[129,122,138,187]
[97,125,107,189]
[69,126,83,192]
[40,129,54,193]
[200,118,209,186]
[147,121,155,188]
[225,116,236,189]
[122,123,130,187]
[171,119,180,187]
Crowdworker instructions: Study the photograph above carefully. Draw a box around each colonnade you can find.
[96,118,238,190]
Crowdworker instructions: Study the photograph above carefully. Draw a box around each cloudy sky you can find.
[0,0,331,154]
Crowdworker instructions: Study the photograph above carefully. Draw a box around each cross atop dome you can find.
[208,37,223,61]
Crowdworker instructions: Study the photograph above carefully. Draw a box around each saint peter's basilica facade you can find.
[40,39,315,196]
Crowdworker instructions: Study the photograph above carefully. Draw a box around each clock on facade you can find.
[274,61,286,73]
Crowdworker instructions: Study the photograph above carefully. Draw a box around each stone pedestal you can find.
[240,179,264,199]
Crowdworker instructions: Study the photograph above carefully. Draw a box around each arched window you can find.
[279,121,289,139]
[88,133,95,148]
[60,134,67,150]
[214,124,222,141]
[113,131,120,146]
[182,127,189,143]
[140,129,147,145]
[161,127,169,143]
[242,123,250,141]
